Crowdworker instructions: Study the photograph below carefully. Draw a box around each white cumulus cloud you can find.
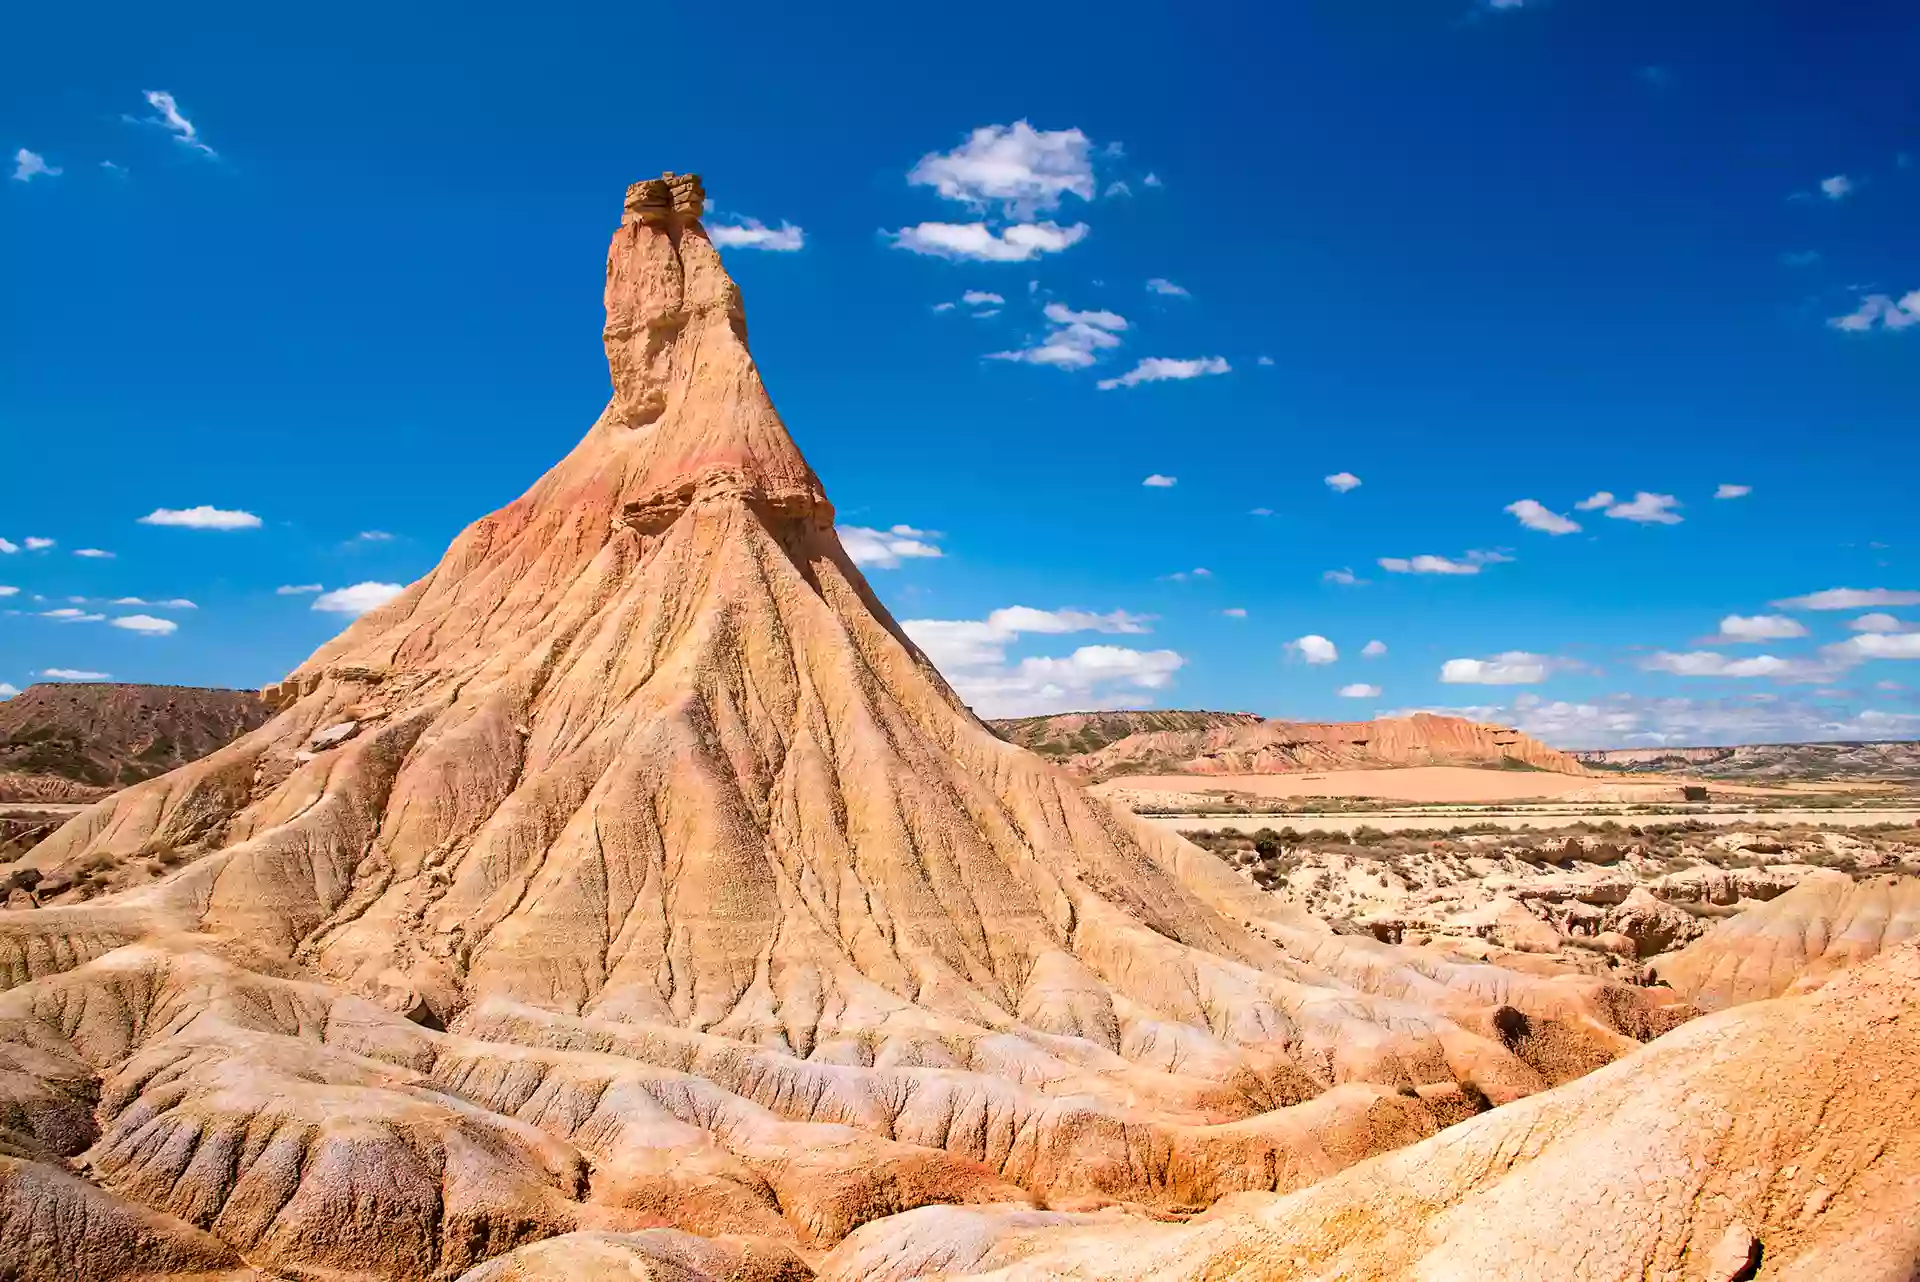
[72,548,115,559]
[1574,491,1614,511]
[1827,632,1920,660]
[1141,474,1177,488]
[1714,483,1752,499]
[139,505,262,530]
[902,603,1176,717]
[908,121,1096,219]
[1362,640,1387,657]
[1441,652,1551,685]
[313,582,403,616]
[24,538,53,550]
[43,668,110,681]
[1712,614,1809,642]
[839,524,944,569]
[112,614,177,635]
[707,219,805,251]
[990,301,1128,369]
[1819,174,1852,200]
[889,221,1089,263]
[1324,472,1362,493]
[41,608,103,623]
[961,290,1005,306]
[1378,551,1510,575]
[1338,683,1382,698]
[1096,356,1229,391]
[1848,613,1912,632]
[1504,499,1580,535]
[1145,278,1189,297]
[1290,634,1339,664]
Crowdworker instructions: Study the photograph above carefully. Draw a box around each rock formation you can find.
[810,942,1920,1280]
[1654,870,1920,1008]
[0,174,1907,1281]
[1024,711,1588,781]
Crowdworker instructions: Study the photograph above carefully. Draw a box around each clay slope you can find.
[1059,710,1587,781]
[1653,870,1920,1009]
[813,942,1920,1282]
[0,174,1702,1281]
[0,682,271,802]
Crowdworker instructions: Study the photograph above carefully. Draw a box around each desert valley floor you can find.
[0,176,1915,1282]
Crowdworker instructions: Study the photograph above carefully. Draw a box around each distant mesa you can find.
[992,709,1587,781]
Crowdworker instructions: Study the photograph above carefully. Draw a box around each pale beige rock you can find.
[907,943,1920,1280]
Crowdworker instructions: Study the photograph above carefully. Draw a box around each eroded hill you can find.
[0,682,270,803]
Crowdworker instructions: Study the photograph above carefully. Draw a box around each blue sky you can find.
[4,0,1917,746]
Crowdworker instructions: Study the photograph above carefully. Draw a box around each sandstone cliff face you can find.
[0,175,1905,1282]
[1057,710,1587,781]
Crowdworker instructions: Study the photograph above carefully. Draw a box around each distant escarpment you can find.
[995,710,1588,781]
[0,682,271,802]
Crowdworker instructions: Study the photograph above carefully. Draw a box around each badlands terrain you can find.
[0,174,1915,1281]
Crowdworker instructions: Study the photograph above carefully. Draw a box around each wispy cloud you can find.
[1323,567,1364,586]
[43,668,110,681]
[11,149,61,182]
[111,597,196,608]
[1604,491,1683,524]
[312,582,403,616]
[1378,550,1511,575]
[131,90,216,157]
[353,530,394,543]
[889,221,1089,262]
[1828,290,1920,333]
[1643,651,1839,680]
[1819,174,1852,201]
[1505,498,1579,534]
[839,524,944,569]
[989,302,1128,369]
[41,608,104,623]
[1096,356,1229,391]
[24,538,53,551]
[1714,483,1752,499]
[1145,278,1189,297]
[73,548,115,559]
[277,583,324,595]
[707,218,805,251]
[1774,587,1920,611]
[1222,607,1248,618]
[139,505,262,530]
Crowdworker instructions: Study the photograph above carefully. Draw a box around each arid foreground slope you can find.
[0,176,1913,1282]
